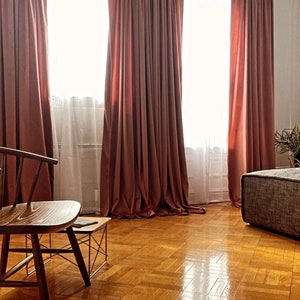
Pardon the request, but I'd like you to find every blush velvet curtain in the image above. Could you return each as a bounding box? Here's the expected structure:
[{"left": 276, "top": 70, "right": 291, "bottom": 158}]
[
  {"left": 101, "top": 0, "right": 205, "bottom": 217},
  {"left": 0, "top": 0, "right": 53, "bottom": 204},
  {"left": 228, "top": 0, "right": 275, "bottom": 207}
]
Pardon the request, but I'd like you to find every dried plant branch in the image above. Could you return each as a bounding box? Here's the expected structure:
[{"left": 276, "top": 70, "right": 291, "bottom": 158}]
[{"left": 275, "top": 125, "right": 300, "bottom": 156}]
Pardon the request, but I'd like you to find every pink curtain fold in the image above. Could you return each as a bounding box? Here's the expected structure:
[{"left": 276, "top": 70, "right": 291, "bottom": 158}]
[
  {"left": 101, "top": 0, "right": 205, "bottom": 217},
  {"left": 228, "top": 0, "right": 275, "bottom": 207},
  {"left": 0, "top": 0, "right": 53, "bottom": 204}
]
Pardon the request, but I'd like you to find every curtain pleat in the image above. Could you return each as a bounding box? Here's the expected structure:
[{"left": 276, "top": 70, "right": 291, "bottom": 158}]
[
  {"left": 0, "top": 0, "right": 53, "bottom": 204},
  {"left": 228, "top": 0, "right": 275, "bottom": 207},
  {"left": 101, "top": 0, "right": 205, "bottom": 217}
]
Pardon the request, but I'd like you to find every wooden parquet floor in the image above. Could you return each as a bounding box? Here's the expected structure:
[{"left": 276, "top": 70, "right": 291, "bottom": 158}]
[{"left": 1, "top": 202, "right": 300, "bottom": 299}]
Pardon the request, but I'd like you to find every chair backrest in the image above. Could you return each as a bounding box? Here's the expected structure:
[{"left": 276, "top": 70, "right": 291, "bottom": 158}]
[{"left": 0, "top": 147, "right": 58, "bottom": 208}]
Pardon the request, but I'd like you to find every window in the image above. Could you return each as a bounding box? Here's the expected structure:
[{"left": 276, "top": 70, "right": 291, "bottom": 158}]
[
  {"left": 47, "top": 0, "right": 108, "bottom": 100},
  {"left": 182, "top": 0, "right": 231, "bottom": 148},
  {"left": 47, "top": 0, "right": 108, "bottom": 213},
  {"left": 182, "top": 0, "right": 231, "bottom": 203}
]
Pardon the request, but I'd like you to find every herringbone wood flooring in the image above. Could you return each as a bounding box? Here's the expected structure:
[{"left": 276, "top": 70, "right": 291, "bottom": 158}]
[{"left": 1, "top": 202, "right": 300, "bottom": 299}]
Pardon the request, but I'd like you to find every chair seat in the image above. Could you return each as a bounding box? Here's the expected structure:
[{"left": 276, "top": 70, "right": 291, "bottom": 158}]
[{"left": 0, "top": 200, "right": 80, "bottom": 234}]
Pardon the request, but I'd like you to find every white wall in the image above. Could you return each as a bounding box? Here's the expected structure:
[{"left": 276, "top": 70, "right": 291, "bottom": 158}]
[{"left": 274, "top": 0, "right": 300, "bottom": 167}]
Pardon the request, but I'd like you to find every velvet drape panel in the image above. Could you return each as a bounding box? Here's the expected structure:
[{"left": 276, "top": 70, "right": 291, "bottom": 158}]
[
  {"left": 0, "top": 0, "right": 53, "bottom": 204},
  {"left": 228, "top": 0, "right": 275, "bottom": 207},
  {"left": 101, "top": 0, "right": 205, "bottom": 217}
]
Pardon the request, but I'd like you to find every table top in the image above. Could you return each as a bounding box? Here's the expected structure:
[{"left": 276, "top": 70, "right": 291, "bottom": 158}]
[{"left": 72, "top": 216, "right": 111, "bottom": 233}]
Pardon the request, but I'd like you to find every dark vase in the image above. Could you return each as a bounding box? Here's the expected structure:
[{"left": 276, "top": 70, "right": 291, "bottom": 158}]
[{"left": 294, "top": 153, "right": 300, "bottom": 167}]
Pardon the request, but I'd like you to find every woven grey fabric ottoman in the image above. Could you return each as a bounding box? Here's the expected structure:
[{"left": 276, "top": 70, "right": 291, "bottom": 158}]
[{"left": 242, "top": 168, "right": 300, "bottom": 237}]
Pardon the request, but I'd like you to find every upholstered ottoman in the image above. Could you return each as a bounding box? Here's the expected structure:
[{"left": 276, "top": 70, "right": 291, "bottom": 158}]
[{"left": 242, "top": 168, "right": 300, "bottom": 237}]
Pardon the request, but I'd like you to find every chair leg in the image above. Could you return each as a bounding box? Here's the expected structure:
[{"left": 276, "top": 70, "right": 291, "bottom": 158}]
[
  {"left": 65, "top": 227, "right": 91, "bottom": 286},
  {"left": 0, "top": 234, "right": 10, "bottom": 275},
  {"left": 31, "top": 233, "right": 49, "bottom": 300}
]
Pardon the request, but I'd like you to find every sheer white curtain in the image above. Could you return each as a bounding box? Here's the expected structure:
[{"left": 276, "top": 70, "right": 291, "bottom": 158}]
[
  {"left": 182, "top": 0, "right": 231, "bottom": 204},
  {"left": 48, "top": 0, "right": 108, "bottom": 213}
]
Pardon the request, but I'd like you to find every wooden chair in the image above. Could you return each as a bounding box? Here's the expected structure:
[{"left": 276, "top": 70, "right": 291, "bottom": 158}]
[{"left": 0, "top": 147, "right": 90, "bottom": 300}]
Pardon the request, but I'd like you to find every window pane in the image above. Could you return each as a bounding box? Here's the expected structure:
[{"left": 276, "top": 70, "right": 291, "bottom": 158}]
[
  {"left": 182, "top": 0, "right": 231, "bottom": 148},
  {"left": 47, "top": 0, "right": 108, "bottom": 100}
]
